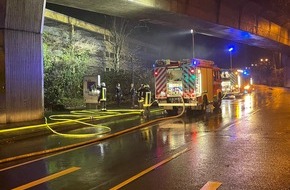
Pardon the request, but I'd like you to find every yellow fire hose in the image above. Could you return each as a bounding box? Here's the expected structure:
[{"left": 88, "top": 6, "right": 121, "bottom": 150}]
[
  {"left": 44, "top": 109, "right": 145, "bottom": 138},
  {"left": 0, "top": 97, "right": 186, "bottom": 163}
]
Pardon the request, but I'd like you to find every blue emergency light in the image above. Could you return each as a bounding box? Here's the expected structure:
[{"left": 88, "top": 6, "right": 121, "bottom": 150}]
[
  {"left": 243, "top": 70, "right": 250, "bottom": 75},
  {"left": 192, "top": 59, "right": 199, "bottom": 65}
]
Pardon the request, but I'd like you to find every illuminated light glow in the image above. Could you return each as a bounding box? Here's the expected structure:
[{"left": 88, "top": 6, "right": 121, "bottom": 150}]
[
  {"left": 160, "top": 91, "right": 166, "bottom": 97},
  {"left": 238, "top": 75, "right": 241, "bottom": 88},
  {"left": 192, "top": 59, "right": 198, "bottom": 65},
  {"left": 240, "top": 31, "right": 251, "bottom": 39},
  {"left": 154, "top": 71, "right": 158, "bottom": 76},
  {"left": 243, "top": 71, "right": 248, "bottom": 75},
  {"left": 244, "top": 94, "right": 254, "bottom": 113},
  {"left": 127, "top": 0, "right": 154, "bottom": 7},
  {"left": 237, "top": 69, "right": 243, "bottom": 73},
  {"left": 250, "top": 78, "right": 253, "bottom": 85},
  {"left": 244, "top": 85, "right": 250, "bottom": 90},
  {"left": 190, "top": 29, "right": 194, "bottom": 33},
  {"left": 228, "top": 47, "right": 233, "bottom": 52},
  {"left": 199, "top": 72, "right": 202, "bottom": 95},
  {"left": 236, "top": 102, "right": 242, "bottom": 119}
]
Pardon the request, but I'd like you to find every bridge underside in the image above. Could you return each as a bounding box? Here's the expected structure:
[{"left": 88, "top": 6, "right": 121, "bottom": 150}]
[{"left": 47, "top": 0, "right": 290, "bottom": 54}]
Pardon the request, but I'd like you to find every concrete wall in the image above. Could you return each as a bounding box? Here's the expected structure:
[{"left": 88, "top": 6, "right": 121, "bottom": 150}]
[
  {"left": 283, "top": 54, "right": 290, "bottom": 88},
  {"left": 0, "top": 0, "right": 45, "bottom": 124}
]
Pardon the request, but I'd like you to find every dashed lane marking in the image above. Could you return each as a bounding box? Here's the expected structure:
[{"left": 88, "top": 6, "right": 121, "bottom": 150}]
[
  {"left": 200, "top": 181, "right": 222, "bottom": 190},
  {"left": 110, "top": 148, "right": 189, "bottom": 190},
  {"left": 12, "top": 167, "right": 81, "bottom": 190}
]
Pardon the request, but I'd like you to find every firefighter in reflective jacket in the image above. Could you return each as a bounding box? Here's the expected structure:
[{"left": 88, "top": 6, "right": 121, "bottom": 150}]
[
  {"left": 142, "top": 84, "right": 151, "bottom": 106},
  {"left": 137, "top": 84, "right": 144, "bottom": 109},
  {"left": 138, "top": 84, "right": 151, "bottom": 109},
  {"left": 142, "top": 84, "right": 151, "bottom": 119},
  {"left": 98, "top": 82, "right": 107, "bottom": 111}
]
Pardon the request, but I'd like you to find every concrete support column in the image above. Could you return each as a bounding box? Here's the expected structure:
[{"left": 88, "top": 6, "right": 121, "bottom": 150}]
[
  {"left": 283, "top": 54, "right": 290, "bottom": 88},
  {"left": 0, "top": 0, "right": 46, "bottom": 124}
]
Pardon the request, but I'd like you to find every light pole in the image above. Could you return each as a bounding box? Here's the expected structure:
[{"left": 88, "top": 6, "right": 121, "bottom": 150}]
[
  {"left": 228, "top": 47, "right": 233, "bottom": 70},
  {"left": 190, "top": 29, "right": 195, "bottom": 58}
]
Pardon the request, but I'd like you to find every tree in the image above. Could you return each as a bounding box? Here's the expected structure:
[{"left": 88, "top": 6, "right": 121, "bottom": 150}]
[
  {"left": 106, "top": 16, "right": 148, "bottom": 72},
  {"left": 43, "top": 24, "right": 100, "bottom": 109}
]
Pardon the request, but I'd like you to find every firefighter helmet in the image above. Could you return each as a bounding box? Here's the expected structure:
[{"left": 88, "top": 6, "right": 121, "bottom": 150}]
[{"left": 144, "top": 84, "right": 150, "bottom": 88}]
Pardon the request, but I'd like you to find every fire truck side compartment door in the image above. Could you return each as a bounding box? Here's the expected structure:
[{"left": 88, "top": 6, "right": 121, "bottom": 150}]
[{"left": 198, "top": 67, "right": 213, "bottom": 102}]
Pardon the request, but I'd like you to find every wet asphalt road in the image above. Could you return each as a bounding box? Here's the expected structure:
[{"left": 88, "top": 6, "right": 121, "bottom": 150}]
[{"left": 0, "top": 85, "right": 290, "bottom": 190}]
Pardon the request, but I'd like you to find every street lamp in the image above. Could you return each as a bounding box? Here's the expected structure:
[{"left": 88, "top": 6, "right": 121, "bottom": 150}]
[
  {"left": 190, "top": 29, "right": 195, "bottom": 58},
  {"left": 228, "top": 47, "right": 233, "bottom": 70}
]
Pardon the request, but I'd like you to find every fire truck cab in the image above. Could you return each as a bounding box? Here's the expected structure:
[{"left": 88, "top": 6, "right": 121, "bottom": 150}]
[{"left": 154, "top": 58, "right": 222, "bottom": 115}]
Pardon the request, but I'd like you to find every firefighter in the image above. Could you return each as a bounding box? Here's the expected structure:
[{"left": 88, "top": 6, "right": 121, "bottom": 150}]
[
  {"left": 137, "top": 84, "right": 144, "bottom": 109},
  {"left": 98, "top": 82, "right": 107, "bottom": 111},
  {"left": 142, "top": 84, "right": 151, "bottom": 101},
  {"left": 142, "top": 84, "right": 151, "bottom": 119},
  {"left": 129, "top": 83, "right": 136, "bottom": 108},
  {"left": 115, "top": 83, "right": 122, "bottom": 106}
]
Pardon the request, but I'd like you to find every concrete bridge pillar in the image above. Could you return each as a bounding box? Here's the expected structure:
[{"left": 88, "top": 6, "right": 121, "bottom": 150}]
[
  {"left": 0, "top": 0, "right": 46, "bottom": 124},
  {"left": 283, "top": 54, "right": 290, "bottom": 88}
]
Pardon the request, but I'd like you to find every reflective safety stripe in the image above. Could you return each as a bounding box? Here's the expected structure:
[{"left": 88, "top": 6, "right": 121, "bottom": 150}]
[
  {"left": 144, "top": 92, "right": 151, "bottom": 107},
  {"left": 101, "top": 88, "right": 106, "bottom": 101},
  {"left": 155, "top": 67, "right": 167, "bottom": 98},
  {"left": 182, "top": 64, "right": 195, "bottom": 98}
]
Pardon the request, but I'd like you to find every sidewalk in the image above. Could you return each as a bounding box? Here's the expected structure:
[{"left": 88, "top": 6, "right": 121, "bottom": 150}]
[{"left": 0, "top": 106, "right": 163, "bottom": 164}]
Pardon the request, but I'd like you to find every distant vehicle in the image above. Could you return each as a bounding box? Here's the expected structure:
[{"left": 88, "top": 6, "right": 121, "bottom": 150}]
[
  {"left": 221, "top": 69, "right": 253, "bottom": 98},
  {"left": 153, "top": 58, "right": 222, "bottom": 115}
]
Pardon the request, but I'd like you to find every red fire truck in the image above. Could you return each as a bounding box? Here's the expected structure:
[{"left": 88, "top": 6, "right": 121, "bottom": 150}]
[
  {"left": 154, "top": 58, "right": 222, "bottom": 115},
  {"left": 221, "top": 68, "right": 253, "bottom": 98}
]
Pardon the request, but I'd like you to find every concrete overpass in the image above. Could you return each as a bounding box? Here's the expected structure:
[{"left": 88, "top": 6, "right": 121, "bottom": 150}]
[
  {"left": 46, "top": 0, "right": 290, "bottom": 54},
  {"left": 1, "top": 0, "right": 290, "bottom": 124}
]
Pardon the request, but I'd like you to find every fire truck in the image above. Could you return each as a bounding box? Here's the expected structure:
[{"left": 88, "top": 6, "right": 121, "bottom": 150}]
[
  {"left": 154, "top": 58, "right": 222, "bottom": 115},
  {"left": 221, "top": 68, "right": 253, "bottom": 97}
]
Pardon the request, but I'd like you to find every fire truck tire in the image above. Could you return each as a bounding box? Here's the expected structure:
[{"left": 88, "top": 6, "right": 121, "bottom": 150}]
[{"left": 166, "top": 107, "right": 178, "bottom": 116}]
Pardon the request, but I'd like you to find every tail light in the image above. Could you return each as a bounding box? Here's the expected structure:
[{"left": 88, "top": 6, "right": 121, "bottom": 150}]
[{"left": 154, "top": 71, "right": 158, "bottom": 77}]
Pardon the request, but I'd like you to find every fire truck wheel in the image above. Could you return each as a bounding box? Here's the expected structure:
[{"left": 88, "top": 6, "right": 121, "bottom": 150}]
[{"left": 166, "top": 107, "right": 178, "bottom": 116}]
